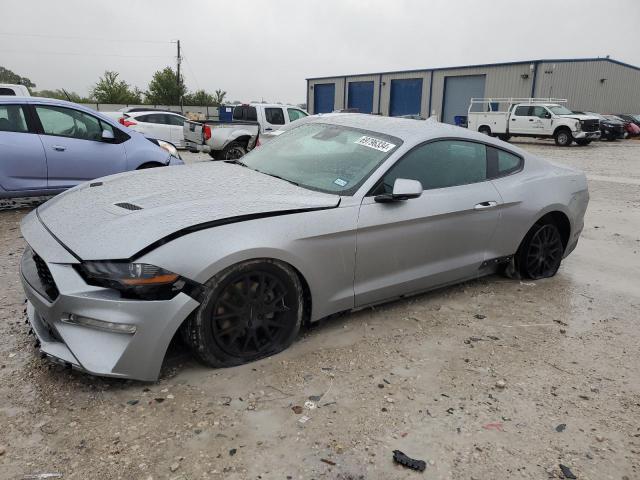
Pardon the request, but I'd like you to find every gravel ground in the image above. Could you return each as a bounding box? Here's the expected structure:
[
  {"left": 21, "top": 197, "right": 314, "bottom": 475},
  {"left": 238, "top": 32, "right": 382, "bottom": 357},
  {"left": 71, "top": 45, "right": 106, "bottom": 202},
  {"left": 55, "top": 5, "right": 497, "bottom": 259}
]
[{"left": 0, "top": 139, "right": 639, "bottom": 480}]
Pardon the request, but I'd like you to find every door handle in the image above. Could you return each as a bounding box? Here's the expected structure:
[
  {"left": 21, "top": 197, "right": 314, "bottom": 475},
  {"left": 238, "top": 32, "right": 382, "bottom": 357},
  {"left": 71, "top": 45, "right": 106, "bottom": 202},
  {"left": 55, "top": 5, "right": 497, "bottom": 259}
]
[
  {"left": 474, "top": 201, "right": 498, "bottom": 210},
  {"left": 511, "top": 118, "right": 516, "bottom": 121},
  {"left": 265, "top": 128, "right": 273, "bottom": 131},
  {"left": 52, "top": 145, "right": 66, "bottom": 151},
  {"left": 529, "top": 118, "right": 534, "bottom": 122}
]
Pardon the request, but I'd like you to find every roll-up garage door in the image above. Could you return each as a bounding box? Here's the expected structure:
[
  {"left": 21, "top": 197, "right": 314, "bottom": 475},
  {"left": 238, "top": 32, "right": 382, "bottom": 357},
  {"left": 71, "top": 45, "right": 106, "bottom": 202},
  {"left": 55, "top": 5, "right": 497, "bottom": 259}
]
[
  {"left": 347, "top": 81, "right": 374, "bottom": 114},
  {"left": 442, "top": 75, "right": 486, "bottom": 124},
  {"left": 313, "top": 83, "right": 335, "bottom": 114},
  {"left": 389, "top": 78, "right": 423, "bottom": 117}
]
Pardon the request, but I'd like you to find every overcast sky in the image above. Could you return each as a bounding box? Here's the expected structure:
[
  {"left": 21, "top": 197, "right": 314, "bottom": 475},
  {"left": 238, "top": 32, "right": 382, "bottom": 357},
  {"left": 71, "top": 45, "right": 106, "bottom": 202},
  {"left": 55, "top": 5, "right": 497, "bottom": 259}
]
[{"left": 3, "top": 0, "right": 639, "bottom": 104}]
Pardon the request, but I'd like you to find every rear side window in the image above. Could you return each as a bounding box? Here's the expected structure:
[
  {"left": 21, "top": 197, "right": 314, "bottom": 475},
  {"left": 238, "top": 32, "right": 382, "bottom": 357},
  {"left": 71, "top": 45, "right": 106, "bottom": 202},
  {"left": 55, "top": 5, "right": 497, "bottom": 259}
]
[
  {"left": 514, "top": 106, "right": 530, "bottom": 116},
  {"left": 0, "top": 88, "right": 17, "bottom": 96},
  {"left": 166, "top": 115, "right": 185, "bottom": 126},
  {"left": 487, "top": 146, "right": 523, "bottom": 178},
  {"left": 233, "top": 106, "right": 258, "bottom": 121},
  {"left": 265, "top": 108, "right": 285, "bottom": 125},
  {"left": 380, "top": 140, "right": 487, "bottom": 192},
  {"left": 137, "top": 113, "right": 167, "bottom": 124},
  {"left": 287, "top": 108, "right": 308, "bottom": 122},
  {"left": 0, "top": 104, "right": 29, "bottom": 132}
]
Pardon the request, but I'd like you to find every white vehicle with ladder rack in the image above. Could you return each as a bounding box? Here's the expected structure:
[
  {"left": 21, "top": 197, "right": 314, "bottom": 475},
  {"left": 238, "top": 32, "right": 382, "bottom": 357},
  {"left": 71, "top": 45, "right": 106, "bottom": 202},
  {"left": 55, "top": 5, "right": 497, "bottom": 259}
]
[{"left": 467, "top": 98, "right": 601, "bottom": 146}]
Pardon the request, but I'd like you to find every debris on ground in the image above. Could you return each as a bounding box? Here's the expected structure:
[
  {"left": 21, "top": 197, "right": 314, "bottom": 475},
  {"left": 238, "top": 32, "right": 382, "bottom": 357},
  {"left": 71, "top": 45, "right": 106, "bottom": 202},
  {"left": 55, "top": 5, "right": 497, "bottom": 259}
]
[
  {"left": 555, "top": 423, "right": 567, "bottom": 432},
  {"left": 482, "top": 422, "right": 504, "bottom": 432},
  {"left": 321, "top": 458, "right": 336, "bottom": 466},
  {"left": 559, "top": 464, "right": 577, "bottom": 479},
  {"left": 495, "top": 380, "right": 507, "bottom": 389},
  {"left": 291, "top": 405, "right": 303, "bottom": 414},
  {"left": 298, "top": 415, "right": 311, "bottom": 424},
  {"left": 474, "top": 314, "right": 486, "bottom": 319},
  {"left": 229, "top": 448, "right": 237, "bottom": 456},
  {"left": 392, "top": 450, "right": 426, "bottom": 471},
  {"left": 304, "top": 401, "right": 317, "bottom": 410}
]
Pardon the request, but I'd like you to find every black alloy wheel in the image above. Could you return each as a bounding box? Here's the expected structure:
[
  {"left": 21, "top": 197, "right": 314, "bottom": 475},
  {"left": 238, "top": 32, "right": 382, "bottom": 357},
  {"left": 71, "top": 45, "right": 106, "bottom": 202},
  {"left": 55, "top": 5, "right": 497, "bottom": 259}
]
[
  {"left": 520, "top": 223, "right": 564, "bottom": 279},
  {"left": 185, "top": 260, "right": 303, "bottom": 367}
]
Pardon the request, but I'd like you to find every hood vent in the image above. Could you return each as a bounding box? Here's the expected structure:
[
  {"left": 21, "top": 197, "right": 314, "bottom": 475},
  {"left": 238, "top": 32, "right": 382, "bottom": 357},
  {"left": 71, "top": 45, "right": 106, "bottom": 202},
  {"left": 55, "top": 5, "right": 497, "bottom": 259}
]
[{"left": 114, "top": 202, "right": 143, "bottom": 211}]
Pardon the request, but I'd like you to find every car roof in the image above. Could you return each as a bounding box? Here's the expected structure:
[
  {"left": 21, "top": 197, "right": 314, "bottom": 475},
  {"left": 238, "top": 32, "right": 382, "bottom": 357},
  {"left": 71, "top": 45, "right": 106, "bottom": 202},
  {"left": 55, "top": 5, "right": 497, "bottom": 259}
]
[{"left": 0, "top": 96, "right": 127, "bottom": 125}]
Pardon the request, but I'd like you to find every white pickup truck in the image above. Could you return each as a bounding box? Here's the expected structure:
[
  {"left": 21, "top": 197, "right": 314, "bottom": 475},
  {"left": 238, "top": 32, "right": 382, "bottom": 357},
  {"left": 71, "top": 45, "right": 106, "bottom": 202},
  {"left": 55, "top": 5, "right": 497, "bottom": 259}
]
[
  {"left": 467, "top": 98, "right": 601, "bottom": 146},
  {"left": 0, "top": 84, "right": 31, "bottom": 96},
  {"left": 183, "top": 103, "right": 308, "bottom": 159}
]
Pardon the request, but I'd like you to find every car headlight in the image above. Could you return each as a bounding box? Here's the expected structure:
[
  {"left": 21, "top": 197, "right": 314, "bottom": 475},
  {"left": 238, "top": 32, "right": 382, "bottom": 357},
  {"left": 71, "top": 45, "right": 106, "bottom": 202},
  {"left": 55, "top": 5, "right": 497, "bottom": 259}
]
[
  {"left": 76, "top": 261, "right": 183, "bottom": 299},
  {"left": 157, "top": 140, "right": 180, "bottom": 159},
  {"left": 575, "top": 121, "right": 582, "bottom": 131}
]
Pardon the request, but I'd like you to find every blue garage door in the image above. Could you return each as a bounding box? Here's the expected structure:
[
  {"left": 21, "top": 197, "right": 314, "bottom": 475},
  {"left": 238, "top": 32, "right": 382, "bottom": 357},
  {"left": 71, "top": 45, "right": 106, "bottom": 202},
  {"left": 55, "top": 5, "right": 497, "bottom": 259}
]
[
  {"left": 442, "top": 75, "right": 486, "bottom": 124},
  {"left": 389, "top": 78, "right": 423, "bottom": 117},
  {"left": 347, "top": 81, "right": 374, "bottom": 114},
  {"left": 313, "top": 83, "right": 335, "bottom": 114}
]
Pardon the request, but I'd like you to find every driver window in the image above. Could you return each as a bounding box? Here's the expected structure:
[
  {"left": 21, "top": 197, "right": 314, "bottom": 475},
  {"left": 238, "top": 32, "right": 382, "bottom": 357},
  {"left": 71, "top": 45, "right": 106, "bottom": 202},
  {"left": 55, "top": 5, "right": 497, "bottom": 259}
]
[
  {"left": 378, "top": 140, "right": 487, "bottom": 193},
  {"left": 35, "top": 106, "right": 104, "bottom": 141}
]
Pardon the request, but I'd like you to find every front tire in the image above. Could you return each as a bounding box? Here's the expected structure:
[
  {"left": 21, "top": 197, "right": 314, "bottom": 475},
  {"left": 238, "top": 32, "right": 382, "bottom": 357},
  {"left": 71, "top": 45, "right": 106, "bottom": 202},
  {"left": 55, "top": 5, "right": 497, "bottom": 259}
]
[
  {"left": 554, "top": 129, "right": 573, "bottom": 146},
  {"left": 517, "top": 222, "right": 564, "bottom": 279},
  {"left": 184, "top": 260, "right": 303, "bottom": 368}
]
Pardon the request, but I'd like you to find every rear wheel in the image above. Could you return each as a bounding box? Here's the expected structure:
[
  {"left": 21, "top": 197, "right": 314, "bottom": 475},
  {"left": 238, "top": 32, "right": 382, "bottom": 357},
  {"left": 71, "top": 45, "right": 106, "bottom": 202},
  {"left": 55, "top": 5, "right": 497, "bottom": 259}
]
[
  {"left": 517, "top": 222, "right": 564, "bottom": 279},
  {"left": 220, "top": 141, "right": 247, "bottom": 160},
  {"left": 554, "top": 129, "right": 573, "bottom": 146},
  {"left": 575, "top": 139, "right": 591, "bottom": 146},
  {"left": 478, "top": 126, "right": 492, "bottom": 136},
  {"left": 184, "top": 260, "right": 303, "bottom": 368}
]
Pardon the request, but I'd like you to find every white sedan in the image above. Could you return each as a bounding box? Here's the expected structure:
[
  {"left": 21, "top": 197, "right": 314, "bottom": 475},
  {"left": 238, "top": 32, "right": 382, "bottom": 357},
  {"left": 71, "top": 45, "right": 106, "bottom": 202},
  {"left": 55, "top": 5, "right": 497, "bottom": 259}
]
[{"left": 118, "top": 111, "right": 187, "bottom": 148}]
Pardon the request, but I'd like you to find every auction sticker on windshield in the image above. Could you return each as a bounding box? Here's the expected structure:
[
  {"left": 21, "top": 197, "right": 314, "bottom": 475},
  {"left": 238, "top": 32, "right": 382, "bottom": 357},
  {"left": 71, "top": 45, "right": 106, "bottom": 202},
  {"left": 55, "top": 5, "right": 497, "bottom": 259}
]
[{"left": 355, "top": 136, "right": 396, "bottom": 152}]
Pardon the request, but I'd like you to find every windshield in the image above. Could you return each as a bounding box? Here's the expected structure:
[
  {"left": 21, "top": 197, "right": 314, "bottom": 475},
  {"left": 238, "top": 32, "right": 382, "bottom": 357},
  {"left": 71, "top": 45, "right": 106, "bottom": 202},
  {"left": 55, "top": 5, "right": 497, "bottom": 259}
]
[
  {"left": 548, "top": 105, "right": 574, "bottom": 115},
  {"left": 241, "top": 123, "right": 401, "bottom": 194}
]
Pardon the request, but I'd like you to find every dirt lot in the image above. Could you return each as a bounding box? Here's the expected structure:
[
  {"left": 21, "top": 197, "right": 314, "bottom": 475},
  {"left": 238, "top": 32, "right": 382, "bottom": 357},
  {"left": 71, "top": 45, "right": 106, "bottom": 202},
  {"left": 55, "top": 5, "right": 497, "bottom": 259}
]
[{"left": 1, "top": 140, "right": 639, "bottom": 480}]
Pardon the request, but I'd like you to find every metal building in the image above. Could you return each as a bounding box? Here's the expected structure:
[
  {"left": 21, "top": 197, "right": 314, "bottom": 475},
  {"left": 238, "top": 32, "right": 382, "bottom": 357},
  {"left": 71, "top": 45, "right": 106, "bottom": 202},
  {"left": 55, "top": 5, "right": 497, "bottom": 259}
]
[{"left": 306, "top": 58, "right": 640, "bottom": 123}]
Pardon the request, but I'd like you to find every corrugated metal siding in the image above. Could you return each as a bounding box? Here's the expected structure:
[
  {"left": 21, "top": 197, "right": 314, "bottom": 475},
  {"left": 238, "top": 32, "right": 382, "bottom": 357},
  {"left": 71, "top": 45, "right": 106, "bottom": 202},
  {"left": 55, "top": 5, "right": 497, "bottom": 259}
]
[
  {"left": 307, "top": 77, "right": 345, "bottom": 114},
  {"left": 534, "top": 61, "right": 640, "bottom": 113},
  {"left": 344, "top": 75, "right": 380, "bottom": 113},
  {"left": 307, "top": 59, "right": 640, "bottom": 117},
  {"left": 430, "top": 63, "right": 532, "bottom": 119},
  {"left": 379, "top": 71, "right": 431, "bottom": 116}
]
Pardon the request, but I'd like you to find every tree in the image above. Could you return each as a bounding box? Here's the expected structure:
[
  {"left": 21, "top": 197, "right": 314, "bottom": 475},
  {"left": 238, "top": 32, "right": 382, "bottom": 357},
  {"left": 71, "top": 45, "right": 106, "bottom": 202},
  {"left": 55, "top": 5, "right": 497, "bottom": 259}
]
[
  {"left": 0, "top": 66, "right": 35, "bottom": 89},
  {"left": 33, "top": 89, "right": 92, "bottom": 103},
  {"left": 183, "top": 89, "right": 214, "bottom": 106},
  {"left": 146, "top": 67, "right": 186, "bottom": 105},
  {"left": 211, "top": 89, "right": 227, "bottom": 106},
  {"left": 90, "top": 71, "right": 141, "bottom": 104}
]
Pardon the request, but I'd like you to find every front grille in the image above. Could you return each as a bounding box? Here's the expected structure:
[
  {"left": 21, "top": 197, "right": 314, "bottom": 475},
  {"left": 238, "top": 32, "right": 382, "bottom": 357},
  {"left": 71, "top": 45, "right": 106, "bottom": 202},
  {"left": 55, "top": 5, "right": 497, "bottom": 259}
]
[
  {"left": 581, "top": 119, "right": 600, "bottom": 132},
  {"left": 32, "top": 252, "right": 59, "bottom": 301}
]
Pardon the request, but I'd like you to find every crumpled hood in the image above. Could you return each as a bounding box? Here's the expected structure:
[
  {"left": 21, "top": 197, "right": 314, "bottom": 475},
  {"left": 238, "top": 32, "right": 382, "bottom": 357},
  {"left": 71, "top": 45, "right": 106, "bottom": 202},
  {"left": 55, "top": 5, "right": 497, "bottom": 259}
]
[
  {"left": 37, "top": 163, "right": 340, "bottom": 260},
  {"left": 557, "top": 114, "right": 599, "bottom": 122}
]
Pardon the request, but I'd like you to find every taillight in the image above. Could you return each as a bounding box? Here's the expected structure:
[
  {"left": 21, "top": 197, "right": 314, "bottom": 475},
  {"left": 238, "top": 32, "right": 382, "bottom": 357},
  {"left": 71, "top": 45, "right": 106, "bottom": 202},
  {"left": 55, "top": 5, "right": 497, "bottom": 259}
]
[
  {"left": 119, "top": 117, "right": 137, "bottom": 127},
  {"left": 203, "top": 125, "right": 212, "bottom": 141}
]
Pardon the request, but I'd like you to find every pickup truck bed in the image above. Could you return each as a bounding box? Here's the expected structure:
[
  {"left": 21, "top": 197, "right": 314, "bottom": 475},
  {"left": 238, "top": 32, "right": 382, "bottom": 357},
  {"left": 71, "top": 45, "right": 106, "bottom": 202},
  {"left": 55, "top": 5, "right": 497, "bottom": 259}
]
[{"left": 184, "top": 119, "right": 259, "bottom": 160}]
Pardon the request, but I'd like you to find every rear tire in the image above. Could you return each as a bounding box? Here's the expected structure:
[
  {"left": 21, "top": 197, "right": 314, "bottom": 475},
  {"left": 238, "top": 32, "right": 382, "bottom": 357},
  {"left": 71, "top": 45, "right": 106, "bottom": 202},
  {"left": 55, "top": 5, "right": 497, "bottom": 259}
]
[
  {"left": 220, "top": 141, "right": 247, "bottom": 160},
  {"left": 554, "top": 129, "right": 573, "bottom": 146},
  {"left": 184, "top": 260, "right": 303, "bottom": 368},
  {"left": 516, "top": 222, "right": 564, "bottom": 279},
  {"left": 478, "top": 126, "right": 492, "bottom": 136}
]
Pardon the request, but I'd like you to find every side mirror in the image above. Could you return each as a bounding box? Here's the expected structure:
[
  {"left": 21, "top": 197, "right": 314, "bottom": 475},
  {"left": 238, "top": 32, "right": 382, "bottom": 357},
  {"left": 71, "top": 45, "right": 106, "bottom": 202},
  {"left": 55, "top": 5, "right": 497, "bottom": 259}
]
[
  {"left": 544, "top": 113, "right": 552, "bottom": 119},
  {"left": 374, "top": 178, "right": 423, "bottom": 203},
  {"left": 101, "top": 129, "right": 115, "bottom": 141}
]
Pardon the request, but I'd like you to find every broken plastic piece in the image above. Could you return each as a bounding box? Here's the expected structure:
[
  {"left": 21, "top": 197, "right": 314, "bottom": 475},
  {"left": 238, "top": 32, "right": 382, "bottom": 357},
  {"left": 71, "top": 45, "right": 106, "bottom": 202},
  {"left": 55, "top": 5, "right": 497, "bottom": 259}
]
[
  {"left": 559, "top": 464, "right": 577, "bottom": 479},
  {"left": 392, "top": 450, "right": 426, "bottom": 471}
]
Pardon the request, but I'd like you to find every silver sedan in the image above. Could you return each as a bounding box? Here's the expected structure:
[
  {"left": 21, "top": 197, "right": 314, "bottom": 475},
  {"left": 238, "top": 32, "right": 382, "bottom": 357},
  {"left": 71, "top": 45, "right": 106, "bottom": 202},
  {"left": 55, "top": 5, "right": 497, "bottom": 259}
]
[{"left": 20, "top": 114, "right": 589, "bottom": 381}]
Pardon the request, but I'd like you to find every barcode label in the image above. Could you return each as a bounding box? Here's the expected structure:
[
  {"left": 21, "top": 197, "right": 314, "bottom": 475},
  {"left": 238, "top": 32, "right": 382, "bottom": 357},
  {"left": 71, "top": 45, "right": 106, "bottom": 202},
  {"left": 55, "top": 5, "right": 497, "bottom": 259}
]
[{"left": 355, "top": 136, "right": 396, "bottom": 152}]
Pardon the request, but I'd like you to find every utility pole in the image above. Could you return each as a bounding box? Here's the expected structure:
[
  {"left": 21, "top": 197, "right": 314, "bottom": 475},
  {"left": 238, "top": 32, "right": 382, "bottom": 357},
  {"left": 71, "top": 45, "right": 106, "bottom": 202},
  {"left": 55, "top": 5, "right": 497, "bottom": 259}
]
[{"left": 176, "top": 39, "right": 182, "bottom": 110}]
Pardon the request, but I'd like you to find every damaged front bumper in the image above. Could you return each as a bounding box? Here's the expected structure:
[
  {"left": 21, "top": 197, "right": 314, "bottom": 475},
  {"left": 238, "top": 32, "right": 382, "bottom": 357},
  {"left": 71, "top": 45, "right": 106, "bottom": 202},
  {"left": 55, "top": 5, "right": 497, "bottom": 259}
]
[{"left": 19, "top": 212, "right": 200, "bottom": 381}]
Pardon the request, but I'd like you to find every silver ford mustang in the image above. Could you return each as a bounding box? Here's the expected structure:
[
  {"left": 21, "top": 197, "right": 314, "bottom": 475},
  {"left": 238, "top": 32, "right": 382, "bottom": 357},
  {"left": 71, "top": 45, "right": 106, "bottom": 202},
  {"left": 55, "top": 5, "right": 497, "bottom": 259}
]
[{"left": 20, "top": 114, "right": 589, "bottom": 381}]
